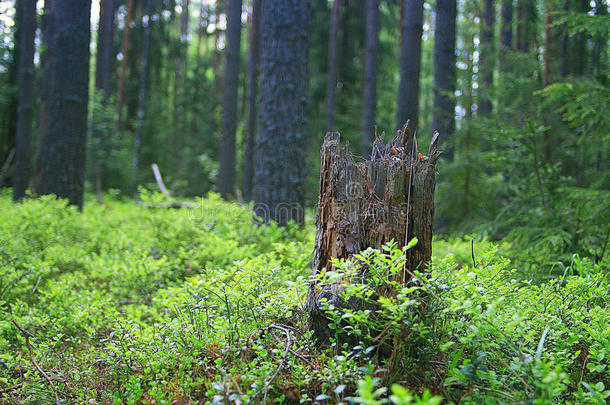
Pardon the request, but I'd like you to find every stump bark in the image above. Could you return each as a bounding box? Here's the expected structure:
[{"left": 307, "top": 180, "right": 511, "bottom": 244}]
[{"left": 306, "top": 123, "right": 440, "bottom": 344}]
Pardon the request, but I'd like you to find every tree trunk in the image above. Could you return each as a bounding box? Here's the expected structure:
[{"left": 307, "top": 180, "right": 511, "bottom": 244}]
[
  {"left": 213, "top": 0, "right": 224, "bottom": 99},
  {"left": 93, "top": 0, "right": 117, "bottom": 204},
  {"left": 591, "top": 0, "right": 607, "bottom": 76},
  {"left": 501, "top": 0, "right": 512, "bottom": 50},
  {"left": 13, "top": 0, "right": 36, "bottom": 201},
  {"left": 117, "top": 0, "right": 134, "bottom": 129},
  {"left": 432, "top": 0, "right": 457, "bottom": 160},
  {"left": 253, "top": 0, "right": 310, "bottom": 226},
  {"left": 132, "top": 0, "right": 153, "bottom": 197},
  {"left": 218, "top": 0, "right": 243, "bottom": 200},
  {"left": 34, "top": 0, "right": 53, "bottom": 191},
  {"left": 242, "top": 0, "right": 261, "bottom": 202},
  {"left": 306, "top": 128, "right": 440, "bottom": 344},
  {"left": 361, "top": 0, "right": 380, "bottom": 156},
  {"left": 325, "top": 0, "right": 342, "bottom": 133},
  {"left": 479, "top": 0, "right": 495, "bottom": 115},
  {"left": 38, "top": 0, "right": 92, "bottom": 210},
  {"left": 172, "top": 0, "right": 189, "bottom": 169},
  {"left": 395, "top": 0, "right": 423, "bottom": 136}
]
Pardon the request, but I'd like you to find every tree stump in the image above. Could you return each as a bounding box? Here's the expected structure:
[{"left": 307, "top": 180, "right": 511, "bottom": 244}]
[{"left": 306, "top": 123, "right": 440, "bottom": 344}]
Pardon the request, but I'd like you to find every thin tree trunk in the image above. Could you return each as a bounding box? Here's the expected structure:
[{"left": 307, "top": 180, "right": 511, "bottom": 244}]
[
  {"left": 253, "top": 0, "right": 310, "bottom": 226},
  {"left": 218, "top": 0, "right": 243, "bottom": 199},
  {"left": 464, "top": 24, "right": 474, "bottom": 216},
  {"left": 432, "top": 0, "right": 457, "bottom": 160},
  {"left": 479, "top": 0, "right": 494, "bottom": 115},
  {"left": 38, "top": 0, "right": 92, "bottom": 210},
  {"left": 13, "top": 0, "right": 36, "bottom": 201},
  {"left": 591, "top": 0, "right": 608, "bottom": 76},
  {"left": 499, "top": 0, "right": 512, "bottom": 71},
  {"left": 172, "top": 0, "right": 189, "bottom": 167},
  {"left": 133, "top": 0, "right": 153, "bottom": 197},
  {"left": 212, "top": 0, "right": 224, "bottom": 98},
  {"left": 559, "top": 1, "right": 569, "bottom": 76},
  {"left": 242, "top": 0, "right": 261, "bottom": 202},
  {"left": 361, "top": 0, "right": 380, "bottom": 156},
  {"left": 325, "top": 0, "right": 342, "bottom": 133},
  {"left": 93, "top": 0, "right": 117, "bottom": 204},
  {"left": 395, "top": 0, "right": 424, "bottom": 135},
  {"left": 117, "top": 0, "right": 134, "bottom": 129},
  {"left": 34, "top": 0, "right": 53, "bottom": 190}
]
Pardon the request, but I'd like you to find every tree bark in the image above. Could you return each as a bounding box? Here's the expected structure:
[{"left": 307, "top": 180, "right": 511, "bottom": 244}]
[
  {"left": 38, "top": 0, "right": 92, "bottom": 210},
  {"left": 253, "top": 0, "right": 310, "bottom": 226},
  {"left": 218, "top": 0, "right": 243, "bottom": 199},
  {"left": 432, "top": 0, "right": 457, "bottom": 160},
  {"left": 13, "top": 0, "right": 36, "bottom": 201},
  {"left": 395, "top": 0, "right": 423, "bottom": 135},
  {"left": 132, "top": 0, "right": 153, "bottom": 197},
  {"left": 117, "top": 0, "right": 134, "bottom": 129},
  {"left": 306, "top": 129, "right": 440, "bottom": 344},
  {"left": 479, "top": 0, "right": 495, "bottom": 115},
  {"left": 501, "top": 0, "right": 512, "bottom": 50},
  {"left": 325, "top": 0, "right": 342, "bottom": 133},
  {"left": 93, "top": 0, "right": 117, "bottom": 204},
  {"left": 361, "top": 0, "right": 380, "bottom": 156},
  {"left": 243, "top": 0, "right": 261, "bottom": 202}
]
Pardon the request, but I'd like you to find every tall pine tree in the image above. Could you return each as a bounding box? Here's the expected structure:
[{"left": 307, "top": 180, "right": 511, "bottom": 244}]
[
  {"left": 253, "top": 0, "right": 310, "bottom": 225},
  {"left": 432, "top": 0, "right": 457, "bottom": 160},
  {"left": 38, "top": 0, "right": 92, "bottom": 209}
]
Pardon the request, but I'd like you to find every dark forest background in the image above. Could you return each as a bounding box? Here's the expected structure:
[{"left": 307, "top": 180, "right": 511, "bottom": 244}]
[{"left": 0, "top": 0, "right": 608, "bottom": 270}]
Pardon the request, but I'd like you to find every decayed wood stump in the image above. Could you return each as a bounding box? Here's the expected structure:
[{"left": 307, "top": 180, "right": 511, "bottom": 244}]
[{"left": 306, "top": 123, "right": 440, "bottom": 344}]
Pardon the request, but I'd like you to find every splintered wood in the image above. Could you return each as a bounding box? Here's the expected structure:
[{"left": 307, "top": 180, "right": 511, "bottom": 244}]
[{"left": 306, "top": 123, "right": 440, "bottom": 343}]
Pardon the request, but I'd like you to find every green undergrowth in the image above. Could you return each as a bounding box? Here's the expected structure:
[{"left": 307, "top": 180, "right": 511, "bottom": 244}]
[{"left": 0, "top": 190, "right": 608, "bottom": 404}]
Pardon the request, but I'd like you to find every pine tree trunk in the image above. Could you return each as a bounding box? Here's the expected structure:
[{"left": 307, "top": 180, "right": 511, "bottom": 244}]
[
  {"left": 38, "top": 0, "right": 91, "bottom": 210},
  {"left": 395, "top": 0, "right": 423, "bottom": 135},
  {"left": 13, "top": 0, "right": 36, "bottom": 201},
  {"left": 479, "top": 0, "right": 495, "bottom": 115},
  {"left": 117, "top": 0, "right": 134, "bottom": 129},
  {"left": 34, "top": 0, "right": 53, "bottom": 190},
  {"left": 218, "top": 0, "right": 243, "bottom": 199},
  {"left": 132, "top": 0, "right": 153, "bottom": 197},
  {"left": 243, "top": 0, "right": 261, "bottom": 202},
  {"left": 93, "top": 0, "right": 117, "bottom": 204},
  {"left": 306, "top": 128, "right": 440, "bottom": 344},
  {"left": 432, "top": 0, "right": 457, "bottom": 160},
  {"left": 253, "top": 0, "right": 310, "bottom": 226},
  {"left": 501, "top": 0, "right": 512, "bottom": 50},
  {"left": 361, "top": 0, "right": 380, "bottom": 156},
  {"left": 325, "top": 0, "right": 342, "bottom": 133}
]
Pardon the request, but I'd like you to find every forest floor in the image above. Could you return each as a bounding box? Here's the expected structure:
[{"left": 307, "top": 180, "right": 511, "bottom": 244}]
[{"left": 0, "top": 191, "right": 608, "bottom": 404}]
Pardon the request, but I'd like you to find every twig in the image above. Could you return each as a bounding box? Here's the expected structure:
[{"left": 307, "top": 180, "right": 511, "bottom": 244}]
[
  {"left": 267, "top": 328, "right": 313, "bottom": 367},
  {"left": 0, "top": 269, "right": 32, "bottom": 299},
  {"left": 0, "top": 382, "right": 24, "bottom": 394},
  {"left": 471, "top": 239, "right": 477, "bottom": 268},
  {"left": 252, "top": 324, "right": 292, "bottom": 404},
  {"left": 11, "top": 319, "right": 60, "bottom": 405}
]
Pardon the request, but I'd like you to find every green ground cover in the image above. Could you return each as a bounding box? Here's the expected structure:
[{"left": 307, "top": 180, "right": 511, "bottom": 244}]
[{"left": 0, "top": 191, "right": 608, "bottom": 404}]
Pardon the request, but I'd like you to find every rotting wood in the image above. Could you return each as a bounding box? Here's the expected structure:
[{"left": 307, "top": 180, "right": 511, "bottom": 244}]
[{"left": 305, "top": 122, "right": 440, "bottom": 345}]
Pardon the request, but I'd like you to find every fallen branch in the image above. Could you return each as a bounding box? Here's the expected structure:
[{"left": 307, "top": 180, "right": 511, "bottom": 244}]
[
  {"left": 151, "top": 163, "right": 171, "bottom": 200},
  {"left": 136, "top": 201, "right": 196, "bottom": 209},
  {"left": 11, "top": 319, "right": 60, "bottom": 405},
  {"left": 252, "top": 324, "right": 293, "bottom": 404}
]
